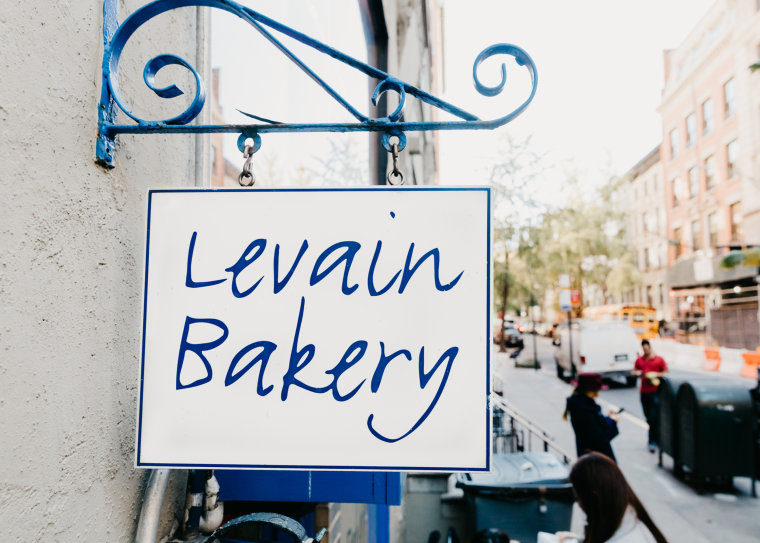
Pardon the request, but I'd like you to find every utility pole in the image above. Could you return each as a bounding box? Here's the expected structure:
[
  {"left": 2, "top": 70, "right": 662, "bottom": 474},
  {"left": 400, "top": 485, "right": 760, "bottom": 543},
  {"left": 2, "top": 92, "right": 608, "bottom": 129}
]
[
  {"left": 567, "top": 309, "right": 574, "bottom": 374},
  {"left": 530, "top": 294, "right": 539, "bottom": 370}
]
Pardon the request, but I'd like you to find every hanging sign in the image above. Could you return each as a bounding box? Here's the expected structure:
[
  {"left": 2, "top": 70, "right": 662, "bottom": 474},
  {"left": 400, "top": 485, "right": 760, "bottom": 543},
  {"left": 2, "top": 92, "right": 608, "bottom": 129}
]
[{"left": 137, "top": 187, "right": 491, "bottom": 471}]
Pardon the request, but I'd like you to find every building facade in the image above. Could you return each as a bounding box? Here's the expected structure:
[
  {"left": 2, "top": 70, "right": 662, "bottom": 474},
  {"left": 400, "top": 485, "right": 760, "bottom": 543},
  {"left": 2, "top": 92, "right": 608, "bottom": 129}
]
[
  {"left": 622, "top": 145, "right": 671, "bottom": 320},
  {"left": 1, "top": 2, "right": 207, "bottom": 541},
  {"left": 657, "top": 0, "right": 759, "bottom": 348},
  {"left": 1, "top": 1, "right": 443, "bottom": 542}
]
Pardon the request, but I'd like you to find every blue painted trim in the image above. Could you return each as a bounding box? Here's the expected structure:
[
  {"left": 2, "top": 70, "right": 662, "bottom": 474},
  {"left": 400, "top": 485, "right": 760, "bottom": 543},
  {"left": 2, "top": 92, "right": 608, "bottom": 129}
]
[
  {"left": 486, "top": 187, "right": 491, "bottom": 471},
  {"left": 97, "top": 0, "right": 537, "bottom": 166},
  {"left": 136, "top": 190, "right": 153, "bottom": 465},
  {"left": 146, "top": 187, "right": 490, "bottom": 193},
  {"left": 96, "top": 0, "right": 119, "bottom": 168},
  {"left": 368, "top": 504, "right": 390, "bottom": 543},
  {"left": 137, "top": 187, "right": 491, "bottom": 472},
  {"left": 136, "top": 462, "right": 490, "bottom": 471}
]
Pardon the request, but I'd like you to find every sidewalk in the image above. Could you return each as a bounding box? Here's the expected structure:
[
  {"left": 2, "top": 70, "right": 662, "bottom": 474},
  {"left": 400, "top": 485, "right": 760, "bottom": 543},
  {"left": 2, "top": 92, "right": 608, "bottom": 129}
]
[{"left": 497, "top": 338, "right": 760, "bottom": 543}]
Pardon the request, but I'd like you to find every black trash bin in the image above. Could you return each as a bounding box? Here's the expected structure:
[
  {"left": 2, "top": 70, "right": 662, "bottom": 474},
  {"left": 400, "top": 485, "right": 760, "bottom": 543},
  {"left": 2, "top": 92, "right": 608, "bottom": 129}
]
[
  {"left": 677, "top": 379, "right": 757, "bottom": 492},
  {"left": 658, "top": 375, "right": 711, "bottom": 472},
  {"left": 456, "top": 452, "right": 573, "bottom": 542}
]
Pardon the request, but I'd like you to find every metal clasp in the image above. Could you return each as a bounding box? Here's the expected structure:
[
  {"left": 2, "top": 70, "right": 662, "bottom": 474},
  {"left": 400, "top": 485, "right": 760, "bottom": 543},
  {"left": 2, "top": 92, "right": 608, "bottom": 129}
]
[{"left": 386, "top": 141, "right": 404, "bottom": 185}]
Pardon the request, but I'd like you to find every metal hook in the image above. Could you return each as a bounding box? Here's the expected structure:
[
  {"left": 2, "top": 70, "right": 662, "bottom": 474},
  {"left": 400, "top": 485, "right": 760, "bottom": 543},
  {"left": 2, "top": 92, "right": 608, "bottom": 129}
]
[
  {"left": 386, "top": 141, "right": 405, "bottom": 185},
  {"left": 238, "top": 143, "right": 256, "bottom": 186}
]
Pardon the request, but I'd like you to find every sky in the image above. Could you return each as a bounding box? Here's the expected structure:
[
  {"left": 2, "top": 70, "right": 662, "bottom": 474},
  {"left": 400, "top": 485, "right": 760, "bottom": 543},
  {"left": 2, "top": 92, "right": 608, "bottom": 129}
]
[
  {"left": 437, "top": 0, "right": 715, "bottom": 199},
  {"left": 211, "top": 0, "right": 716, "bottom": 198}
]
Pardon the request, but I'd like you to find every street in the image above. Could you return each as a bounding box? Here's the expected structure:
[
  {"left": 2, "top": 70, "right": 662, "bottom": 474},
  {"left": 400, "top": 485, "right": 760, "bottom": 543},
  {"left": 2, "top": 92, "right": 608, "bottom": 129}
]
[{"left": 496, "top": 335, "right": 760, "bottom": 543}]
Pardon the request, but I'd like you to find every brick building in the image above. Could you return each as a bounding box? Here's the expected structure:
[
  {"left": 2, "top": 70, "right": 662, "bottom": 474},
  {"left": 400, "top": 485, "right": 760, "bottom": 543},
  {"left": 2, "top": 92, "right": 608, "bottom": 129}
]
[{"left": 655, "top": 0, "right": 759, "bottom": 347}]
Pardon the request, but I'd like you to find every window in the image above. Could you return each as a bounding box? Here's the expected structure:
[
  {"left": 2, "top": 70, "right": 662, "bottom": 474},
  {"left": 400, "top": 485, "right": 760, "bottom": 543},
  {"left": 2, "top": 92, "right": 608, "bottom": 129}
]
[
  {"left": 704, "top": 155, "right": 716, "bottom": 189},
  {"left": 726, "top": 139, "right": 739, "bottom": 178},
  {"left": 674, "top": 227, "right": 683, "bottom": 256},
  {"left": 730, "top": 202, "right": 743, "bottom": 241},
  {"left": 688, "top": 166, "right": 699, "bottom": 198},
  {"left": 645, "top": 211, "right": 655, "bottom": 233},
  {"left": 686, "top": 113, "right": 697, "bottom": 147},
  {"left": 691, "top": 219, "right": 702, "bottom": 251},
  {"left": 671, "top": 177, "right": 681, "bottom": 207},
  {"left": 708, "top": 212, "right": 718, "bottom": 247},
  {"left": 669, "top": 128, "right": 679, "bottom": 159},
  {"left": 702, "top": 98, "right": 713, "bottom": 134},
  {"left": 724, "top": 78, "right": 736, "bottom": 118}
]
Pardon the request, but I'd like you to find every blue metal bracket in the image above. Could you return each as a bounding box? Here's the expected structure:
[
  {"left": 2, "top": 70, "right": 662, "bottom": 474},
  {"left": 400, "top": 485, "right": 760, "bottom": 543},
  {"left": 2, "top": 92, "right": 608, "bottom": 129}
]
[{"left": 96, "top": 0, "right": 537, "bottom": 168}]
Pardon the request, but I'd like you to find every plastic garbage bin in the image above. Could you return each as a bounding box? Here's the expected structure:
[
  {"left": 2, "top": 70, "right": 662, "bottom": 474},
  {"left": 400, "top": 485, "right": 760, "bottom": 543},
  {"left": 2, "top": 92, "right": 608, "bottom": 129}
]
[
  {"left": 456, "top": 452, "right": 573, "bottom": 542},
  {"left": 658, "top": 375, "right": 711, "bottom": 472},
  {"left": 677, "top": 379, "right": 757, "bottom": 492}
]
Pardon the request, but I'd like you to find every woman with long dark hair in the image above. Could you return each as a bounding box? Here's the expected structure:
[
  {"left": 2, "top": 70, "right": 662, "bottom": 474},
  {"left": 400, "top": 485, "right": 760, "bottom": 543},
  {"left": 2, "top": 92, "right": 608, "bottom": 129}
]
[{"left": 570, "top": 452, "right": 668, "bottom": 543}]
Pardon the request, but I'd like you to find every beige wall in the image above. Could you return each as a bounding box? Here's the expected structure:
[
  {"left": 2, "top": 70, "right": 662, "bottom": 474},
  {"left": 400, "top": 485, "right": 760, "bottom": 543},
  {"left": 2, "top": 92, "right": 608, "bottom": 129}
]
[{"left": 0, "top": 2, "right": 205, "bottom": 540}]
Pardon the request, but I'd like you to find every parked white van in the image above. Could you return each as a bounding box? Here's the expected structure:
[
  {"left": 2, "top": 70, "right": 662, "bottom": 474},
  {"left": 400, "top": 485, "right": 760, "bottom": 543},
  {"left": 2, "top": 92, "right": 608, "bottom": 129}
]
[{"left": 553, "top": 319, "right": 639, "bottom": 386}]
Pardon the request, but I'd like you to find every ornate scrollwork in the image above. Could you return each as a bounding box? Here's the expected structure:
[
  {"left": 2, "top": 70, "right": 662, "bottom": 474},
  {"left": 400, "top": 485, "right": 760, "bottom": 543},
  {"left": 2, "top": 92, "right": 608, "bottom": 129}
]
[{"left": 97, "top": 0, "right": 537, "bottom": 167}]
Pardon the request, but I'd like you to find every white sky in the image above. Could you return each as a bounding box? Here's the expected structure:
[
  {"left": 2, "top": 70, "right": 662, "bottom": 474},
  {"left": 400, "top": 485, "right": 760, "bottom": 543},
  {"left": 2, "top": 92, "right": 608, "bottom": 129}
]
[
  {"left": 211, "top": 0, "right": 716, "bottom": 197},
  {"left": 438, "top": 0, "right": 715, "bottom": 200}
]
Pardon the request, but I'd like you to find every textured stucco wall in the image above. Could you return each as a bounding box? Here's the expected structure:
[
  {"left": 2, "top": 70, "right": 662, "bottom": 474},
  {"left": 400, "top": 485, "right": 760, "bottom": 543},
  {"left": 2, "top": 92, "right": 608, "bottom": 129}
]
[{"left": 0, "top": 1, "right": 203, "bottom": 540}]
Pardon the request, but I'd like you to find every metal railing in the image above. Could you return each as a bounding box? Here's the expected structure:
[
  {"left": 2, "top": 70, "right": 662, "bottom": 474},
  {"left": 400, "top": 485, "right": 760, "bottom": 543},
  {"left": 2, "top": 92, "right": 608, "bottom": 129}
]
[{"left": 492, "top": 395, "right": 575, "bottom": 464}]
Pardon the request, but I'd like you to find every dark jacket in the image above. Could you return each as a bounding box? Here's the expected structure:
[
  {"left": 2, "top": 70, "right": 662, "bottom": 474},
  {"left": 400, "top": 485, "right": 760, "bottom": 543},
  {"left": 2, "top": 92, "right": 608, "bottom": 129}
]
[{"left": 565, "top": 393, "right": 619, "bottom": 462}]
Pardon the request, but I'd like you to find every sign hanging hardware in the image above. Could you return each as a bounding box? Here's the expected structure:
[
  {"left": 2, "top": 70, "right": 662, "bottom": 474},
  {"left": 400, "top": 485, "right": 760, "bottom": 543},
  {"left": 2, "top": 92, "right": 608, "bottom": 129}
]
[
  {"left": 236, "top": 132, "right": 261, "bottom": 186},
  {"left": 95, "top": 0, "right": 538, "bottom": 169},
  {"left": 386, "top": 141, "right": 404, "bottom": 186},
  {"left": 238, "top": 145, "right": 255, "bottom": 187}
]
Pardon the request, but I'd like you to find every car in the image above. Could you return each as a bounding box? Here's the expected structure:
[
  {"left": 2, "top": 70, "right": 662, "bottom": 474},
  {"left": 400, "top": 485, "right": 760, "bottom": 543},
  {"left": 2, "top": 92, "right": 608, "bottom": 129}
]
[
  {"left": 503, "top": 326, "right": 525, "bottom": 349},
  {"left": 492, "top": 319, "right": 524, "bottom": 348},
  {"left": 553, "top": 319, "right": 638, "bottom": 386}
]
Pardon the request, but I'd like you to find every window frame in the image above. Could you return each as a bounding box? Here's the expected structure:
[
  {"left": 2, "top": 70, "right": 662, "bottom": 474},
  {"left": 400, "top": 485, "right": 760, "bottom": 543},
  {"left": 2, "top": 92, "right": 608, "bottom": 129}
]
[
  {"left": 688, "top": 166, "right": 700, "bottom": 199},
  {"left": 707, "top": 212, "right": 718, "bottom": 247},
  {"left": 686, "top": 112, "right": 697, "bottom": 147},
  {"left": 723, "top": 78, "right": 736, "bottom": 119},
  {"left": 726, "top": 139, "right": 739, "bottom": 179},
  {"left": 704, "top": 155, "right": 716, "bottom": 190},
  {"left": 691, "top": 218, "right": 702, "bottom": 251},
  {"left": 702, "top": 98, "right": 713, "bottom": 134},
  {"left": 669, "top": 128, "right": 679, "bottom": 159}
]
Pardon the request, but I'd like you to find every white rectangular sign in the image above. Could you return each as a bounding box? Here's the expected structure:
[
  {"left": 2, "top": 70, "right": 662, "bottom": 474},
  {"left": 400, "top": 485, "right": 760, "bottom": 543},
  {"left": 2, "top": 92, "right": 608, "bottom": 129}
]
[{"left": 137, "top": 187, "right": 491, "bottom": 471}]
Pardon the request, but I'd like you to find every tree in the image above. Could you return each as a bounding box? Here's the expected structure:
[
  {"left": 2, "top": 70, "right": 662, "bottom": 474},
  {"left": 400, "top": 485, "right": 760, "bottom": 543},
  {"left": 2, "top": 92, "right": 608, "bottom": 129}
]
[
  {"left": 306, "top": 135, "right": 369, "bottom": 186},
  {"left": 488, "top": 135, "right": 547, "bottom": 349},
  {"left": 512, "top": 174, "right": 639, "bottom": 315}
]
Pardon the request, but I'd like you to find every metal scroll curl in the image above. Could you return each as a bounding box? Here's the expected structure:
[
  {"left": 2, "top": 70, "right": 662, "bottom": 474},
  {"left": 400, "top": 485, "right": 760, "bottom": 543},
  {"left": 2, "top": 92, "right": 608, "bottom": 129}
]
[{"left": 96, "top": 0, "right": 538, "bottom": 167}]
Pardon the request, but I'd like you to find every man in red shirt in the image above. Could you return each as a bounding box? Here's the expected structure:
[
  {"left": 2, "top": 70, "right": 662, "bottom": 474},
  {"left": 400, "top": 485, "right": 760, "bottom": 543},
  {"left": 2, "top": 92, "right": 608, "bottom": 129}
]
[{"left": 632, "top": 339, "right": 668, "bottom": 453}]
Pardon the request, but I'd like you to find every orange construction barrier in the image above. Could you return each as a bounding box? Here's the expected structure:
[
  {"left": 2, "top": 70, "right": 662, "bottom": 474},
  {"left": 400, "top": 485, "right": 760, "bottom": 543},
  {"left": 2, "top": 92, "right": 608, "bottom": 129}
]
[
  {"left": 702, "top": 348, "right": 721, "bottom": 371},
  {"left": 740, "top": 352, "right": 760, "bottom": 379}
]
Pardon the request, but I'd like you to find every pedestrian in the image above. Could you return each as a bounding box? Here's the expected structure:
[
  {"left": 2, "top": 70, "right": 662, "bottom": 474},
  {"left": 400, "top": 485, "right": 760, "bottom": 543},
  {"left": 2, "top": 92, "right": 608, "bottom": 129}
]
[
  {"left": 567, "top": 452, "right": 668, "bottom": 542},
  {"left": 563, "top": 373, "right": 620, "bottom": 462},
  {"left": 631, "top": 339, "right": 667, "bottom": 453}
]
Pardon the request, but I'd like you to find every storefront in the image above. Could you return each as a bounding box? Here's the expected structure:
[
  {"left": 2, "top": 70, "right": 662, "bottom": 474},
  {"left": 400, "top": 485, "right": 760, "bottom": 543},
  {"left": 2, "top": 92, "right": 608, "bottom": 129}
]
[{"left": 667, "top": 255, "right": 759, "bottom": 349}]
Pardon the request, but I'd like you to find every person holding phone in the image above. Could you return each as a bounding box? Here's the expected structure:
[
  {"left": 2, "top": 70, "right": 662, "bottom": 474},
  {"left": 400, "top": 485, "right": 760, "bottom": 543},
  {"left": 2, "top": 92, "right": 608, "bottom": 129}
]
[
  {"left": 563, "top": 373, "right": 621, "bottom": 462},
  {"left": 631, "top": 340, "right": 667, "bottom": 453}
]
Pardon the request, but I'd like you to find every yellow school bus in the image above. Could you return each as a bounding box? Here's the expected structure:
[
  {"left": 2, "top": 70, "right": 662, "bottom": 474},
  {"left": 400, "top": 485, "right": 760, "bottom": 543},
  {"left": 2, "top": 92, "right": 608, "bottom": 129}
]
[{"left": 582, "top": 304, "right": 658, "bottom": 340}]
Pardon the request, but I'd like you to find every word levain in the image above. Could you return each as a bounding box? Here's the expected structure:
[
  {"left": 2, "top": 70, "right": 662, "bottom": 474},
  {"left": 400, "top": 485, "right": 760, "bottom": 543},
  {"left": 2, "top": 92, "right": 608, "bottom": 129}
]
[{"left": 177, "top": 232, "right": 465, "bottom": 443}]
